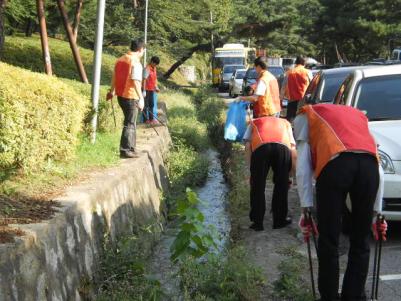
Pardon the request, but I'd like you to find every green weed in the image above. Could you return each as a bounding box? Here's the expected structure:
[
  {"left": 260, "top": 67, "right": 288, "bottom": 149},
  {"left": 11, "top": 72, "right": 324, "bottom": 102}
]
[
  {"left": 170, "top": 189, "right": 219, "bottom": 262},
  {"left": 95, "top": 225, "right": 167, "bottom": 301},
  {"left": 273, "top": 246, "right": 314, "bottom": 301},
  {"left": 179, "top": 246, "right": 265, "bottom": 301}
]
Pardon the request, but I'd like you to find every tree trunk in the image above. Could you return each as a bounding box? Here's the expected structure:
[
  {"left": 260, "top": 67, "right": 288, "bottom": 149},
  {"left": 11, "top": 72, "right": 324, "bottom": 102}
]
[
  {"left": 25, "top": 19, "right": 34, "bottom": 37},
  {"left": 132, "top": 0, "right": 138, "bottom": 9},
  {"left": 163, "top": 42, "right": 215, "bottom": 79},
  {"left": 57, "top": 0, "right": 88, "bottom": 83},
  {"left": 0, "top": 0, "right": 6, "bottom": 53},
  {"left": 72, "top": 0, "right": 83, "bottom": 43},
  {"left": 36, "top": 0, "right": 53, "bottom": 75}
]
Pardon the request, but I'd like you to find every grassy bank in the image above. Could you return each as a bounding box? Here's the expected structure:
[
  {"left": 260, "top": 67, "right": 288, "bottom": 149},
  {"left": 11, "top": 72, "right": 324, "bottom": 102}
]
[
  {"left": 94, "top": 89, "right": 210, "bottom": 300},
  {"left": 95, "top": 87, "right": 266, "bottom": 301}
]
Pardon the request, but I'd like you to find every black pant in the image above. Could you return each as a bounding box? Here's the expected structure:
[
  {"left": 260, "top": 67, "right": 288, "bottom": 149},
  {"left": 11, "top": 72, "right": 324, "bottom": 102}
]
[
  {"left": 286, "top": 100, "right": 299, "bottom": 121},
  {"left": 250, "top": 143, "right": 291, "bottom": 226},
  {"left": 143, "top": 90, "right": 155, "bottom": 121},
  {"left": 316, "top": 153, "right": 379, "bottom": 301},
  {"left": 118, "top": 97, "right": 138, "bottom": 154}
]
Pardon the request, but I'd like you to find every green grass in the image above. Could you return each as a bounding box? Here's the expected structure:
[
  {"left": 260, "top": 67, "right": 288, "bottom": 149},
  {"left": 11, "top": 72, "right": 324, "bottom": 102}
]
[
  {"left": 95, "top": 224, "right": 167, "bottom": 301},
  {"left": 1, "top": 34, "right": 116, "bottom": 85},
  {"left": 179, "top": 246, "right": 265, "bottom": 301},
  {"left": 0, "top": 131, "right": 121, "bottom": 197},
  {"left": 273, "top": 246, "right": 315, "bottom": 301}
]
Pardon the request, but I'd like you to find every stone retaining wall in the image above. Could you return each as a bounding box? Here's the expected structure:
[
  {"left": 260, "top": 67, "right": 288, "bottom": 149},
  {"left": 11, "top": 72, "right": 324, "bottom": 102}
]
[{"left": 0, "top": 109, "right": 171, "bottom": 301}]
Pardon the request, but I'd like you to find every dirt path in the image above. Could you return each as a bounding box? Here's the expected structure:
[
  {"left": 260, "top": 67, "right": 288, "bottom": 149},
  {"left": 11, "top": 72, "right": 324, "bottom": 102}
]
[{"left": 236, "top": 181, "right": 317, "bottom": 299}]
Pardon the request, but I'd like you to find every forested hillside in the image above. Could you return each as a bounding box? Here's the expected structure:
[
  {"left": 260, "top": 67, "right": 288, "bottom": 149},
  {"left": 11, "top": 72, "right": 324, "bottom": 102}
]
[{"left": 1, "top": 0, "right": 401, "bottom": 68}]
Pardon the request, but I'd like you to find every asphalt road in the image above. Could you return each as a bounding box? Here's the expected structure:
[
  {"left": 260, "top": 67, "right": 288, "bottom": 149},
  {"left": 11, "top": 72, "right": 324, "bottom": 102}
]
[{"left": 366, "top": 221, "right": 401, "bottom": 300}]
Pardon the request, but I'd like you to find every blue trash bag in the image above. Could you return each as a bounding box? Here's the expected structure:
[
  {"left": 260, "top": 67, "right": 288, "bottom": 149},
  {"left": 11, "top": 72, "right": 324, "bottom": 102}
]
[{"left": 224, "top": 102, "right": 249, "bottom": 142}]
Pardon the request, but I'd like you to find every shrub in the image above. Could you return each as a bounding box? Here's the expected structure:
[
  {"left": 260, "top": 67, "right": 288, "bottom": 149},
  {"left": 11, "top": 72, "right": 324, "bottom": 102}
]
[
  {"left": 167, "top": 142, "right": 209, "bottom": 196},
  {"left": 61, "top": 78, "right": 123, "bottom": 133},
  {"left": 0, "top": 62, "right": 88, "bottom": 172},
  {"left": 168, "top": 116, "right": 209, "bottom": 151},
  {"left": 161, "top": 90, "right": 209, "bottom": 151}
]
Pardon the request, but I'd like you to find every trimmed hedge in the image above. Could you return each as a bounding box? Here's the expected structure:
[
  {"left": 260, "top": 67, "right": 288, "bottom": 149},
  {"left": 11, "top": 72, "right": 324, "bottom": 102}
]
[{"left": 0, "top": 62, "right": 88, "bottom": 172}]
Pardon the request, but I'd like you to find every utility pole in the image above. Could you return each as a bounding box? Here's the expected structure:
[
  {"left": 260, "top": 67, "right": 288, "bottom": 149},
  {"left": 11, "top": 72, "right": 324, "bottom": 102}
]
[
  {"left": 143, "top": 0, "right": 149, "bottom": 65},
  {"left": 210, "top": 10, "right": 214, "bottom": 54},
  {"left": 57, "top": 0, "right": 88, "bottom": 83},
  {"left": 90, "top": 0, "right": 106, "bottom": 143},
  {"left": 36, "top": 0, "right": 52, "bottom": 75}
]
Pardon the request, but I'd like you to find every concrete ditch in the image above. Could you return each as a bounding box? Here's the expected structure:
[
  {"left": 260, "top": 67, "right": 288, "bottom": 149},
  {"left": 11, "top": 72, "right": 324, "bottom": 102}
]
[{"left": 0, "top": 107, "right": 171, "bottom": 301}]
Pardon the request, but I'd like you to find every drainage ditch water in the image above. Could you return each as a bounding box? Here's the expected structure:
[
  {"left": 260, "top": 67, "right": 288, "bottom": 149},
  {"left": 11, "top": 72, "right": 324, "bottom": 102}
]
[{"left": 148, "top": 149, "right": 230, "bottom": 300}]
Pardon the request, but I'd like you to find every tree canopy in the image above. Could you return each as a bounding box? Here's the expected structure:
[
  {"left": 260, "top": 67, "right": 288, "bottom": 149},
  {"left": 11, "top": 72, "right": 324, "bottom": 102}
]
[{"left": 1, "top": 0, "right": 401, "bottom": 65}]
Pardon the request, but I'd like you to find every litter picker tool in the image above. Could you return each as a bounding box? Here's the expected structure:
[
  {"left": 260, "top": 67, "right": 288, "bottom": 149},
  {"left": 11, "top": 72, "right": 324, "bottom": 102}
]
[
  {"left": 110, "top": 99, "right": 117, "bottom": 128},
  {"left": 305, "top": 211, "right": 317, "bottom": 300},
  {"left": 371, "top": 214, "right": 386, "bottom": 301},
  {"left": 106, "top": 91, "right": 117, "bottom": 128}
]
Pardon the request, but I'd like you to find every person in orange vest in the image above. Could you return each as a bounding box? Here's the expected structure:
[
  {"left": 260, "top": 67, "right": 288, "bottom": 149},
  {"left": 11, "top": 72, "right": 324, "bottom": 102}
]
[
  {"left": 282, "top": 56, "right": 312, "bottom": 121},
  {"left": 107, "top": 39, "right": 145, "bottom": 158},
  {"left": 238, "top": 56, "right": 281, "bottom": 118},
  {"left": 243, "top": 115, "right": 297, "bottom": 231},
  {"left": 294, "top": 104, "right": 387, "bottom": 301},
  {"left": 143, "top": 56, "right": 160, "bottom": 124}
]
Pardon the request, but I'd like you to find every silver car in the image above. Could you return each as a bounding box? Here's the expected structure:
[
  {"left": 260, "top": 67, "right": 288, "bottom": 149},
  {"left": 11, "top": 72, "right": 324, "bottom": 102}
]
[{"left": 228, "top": 69, "right": 247, "bottom": 97}]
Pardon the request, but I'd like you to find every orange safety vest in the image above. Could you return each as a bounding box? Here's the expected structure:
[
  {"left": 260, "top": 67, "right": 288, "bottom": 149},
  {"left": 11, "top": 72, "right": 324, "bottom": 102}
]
[
  {"left": 254, "top": 70, "right": 281, "bottom": 117},
  {"left": 286, "top": 65, "right": 310, "bottom": 101},
  {"left": 251, "top": 116, "right": 294, "bottom": 152},
  {"left": 145, "top": 65, "right": 158, "bottom": 91},
  {"left": 302, "top": 104, "right": 378, "bottom": 178},
  {"left": 113, "top": 52, "right": 141, "bottom": 100}
]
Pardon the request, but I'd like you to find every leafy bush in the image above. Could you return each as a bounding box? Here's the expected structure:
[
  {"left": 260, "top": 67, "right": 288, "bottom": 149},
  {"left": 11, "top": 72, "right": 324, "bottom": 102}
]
[
  {"left": 61, "top": 78, "right": 123, "bottom": 133},
  {"left": 0, "top": 62, "right": 88, "bottom": 172},
  {"left": 167, "top": 142, "right": 209, "bottom": 196},
  {"left": 161, "top": 90, "right": 209, "bottom": 151},
  {"left": 168, "top": 116, "right": 209, "bottom": 151},
  {"left": 180, "top": 246, "right": 265, "bottom": 301}
]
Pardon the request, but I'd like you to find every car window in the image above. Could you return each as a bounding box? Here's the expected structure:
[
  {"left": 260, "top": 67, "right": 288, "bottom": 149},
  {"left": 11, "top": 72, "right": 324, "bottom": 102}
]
[
  {"left": 224, "top": 66, "right": 239, "bottom": 74},
  {"left": 318, "top": 73, "right": 351, "bottom": 103},
  {"left": 268, "top": 66, "right": 284, "bottom": 78},
  {"left": 306, "top": 72, "right": 321, "bottom": 95},
  {"left": 245, "top": 68, "right": 258, "bottom": 79},
  {"left": 334, "top": 75, "right": 352, "bottom": 105},
  {"left": 235, "top": 71, "right": 246, "bottom": 79},
  {"left": 354, "top": 75, "right": 401, "bottom": 121}
]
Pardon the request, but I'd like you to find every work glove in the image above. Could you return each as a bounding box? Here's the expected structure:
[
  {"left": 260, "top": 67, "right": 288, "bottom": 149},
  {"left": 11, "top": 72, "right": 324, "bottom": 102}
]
[
  {"left": 106, "top": 90, "right": 114, "bottom": 101},
  {"left": 372, "top": 215, "right": 388, "bottom": 241},
  {"left": 138, "top": 98, "right": 145, "bottom": 111},
  {"left": 299, "top": 212, "right": 318, "bottom": 242}
]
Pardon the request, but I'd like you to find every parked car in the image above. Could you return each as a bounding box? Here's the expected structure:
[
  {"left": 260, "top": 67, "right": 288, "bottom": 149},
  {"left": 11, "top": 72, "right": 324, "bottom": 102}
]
[
  {"left": 228, "top": 69, "right": 247, "bottom": 97},
  {"left": 219, "top": 65, "right": 245, "bottom": 92},
  {"left": 333, "top": 65, "right": 401, "bottom": 220},
  {"left": 303, "top": 66, "right": 369, "bottom": 105},
  {"left": 242, "top": 66, "right": 285, "bottom": 95}
]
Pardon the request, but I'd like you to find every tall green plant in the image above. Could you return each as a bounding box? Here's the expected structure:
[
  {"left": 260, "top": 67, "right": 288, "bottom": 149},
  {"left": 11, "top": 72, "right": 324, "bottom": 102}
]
[{"left": 170, "top": 188, "right": 218, "bottom": 262}]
